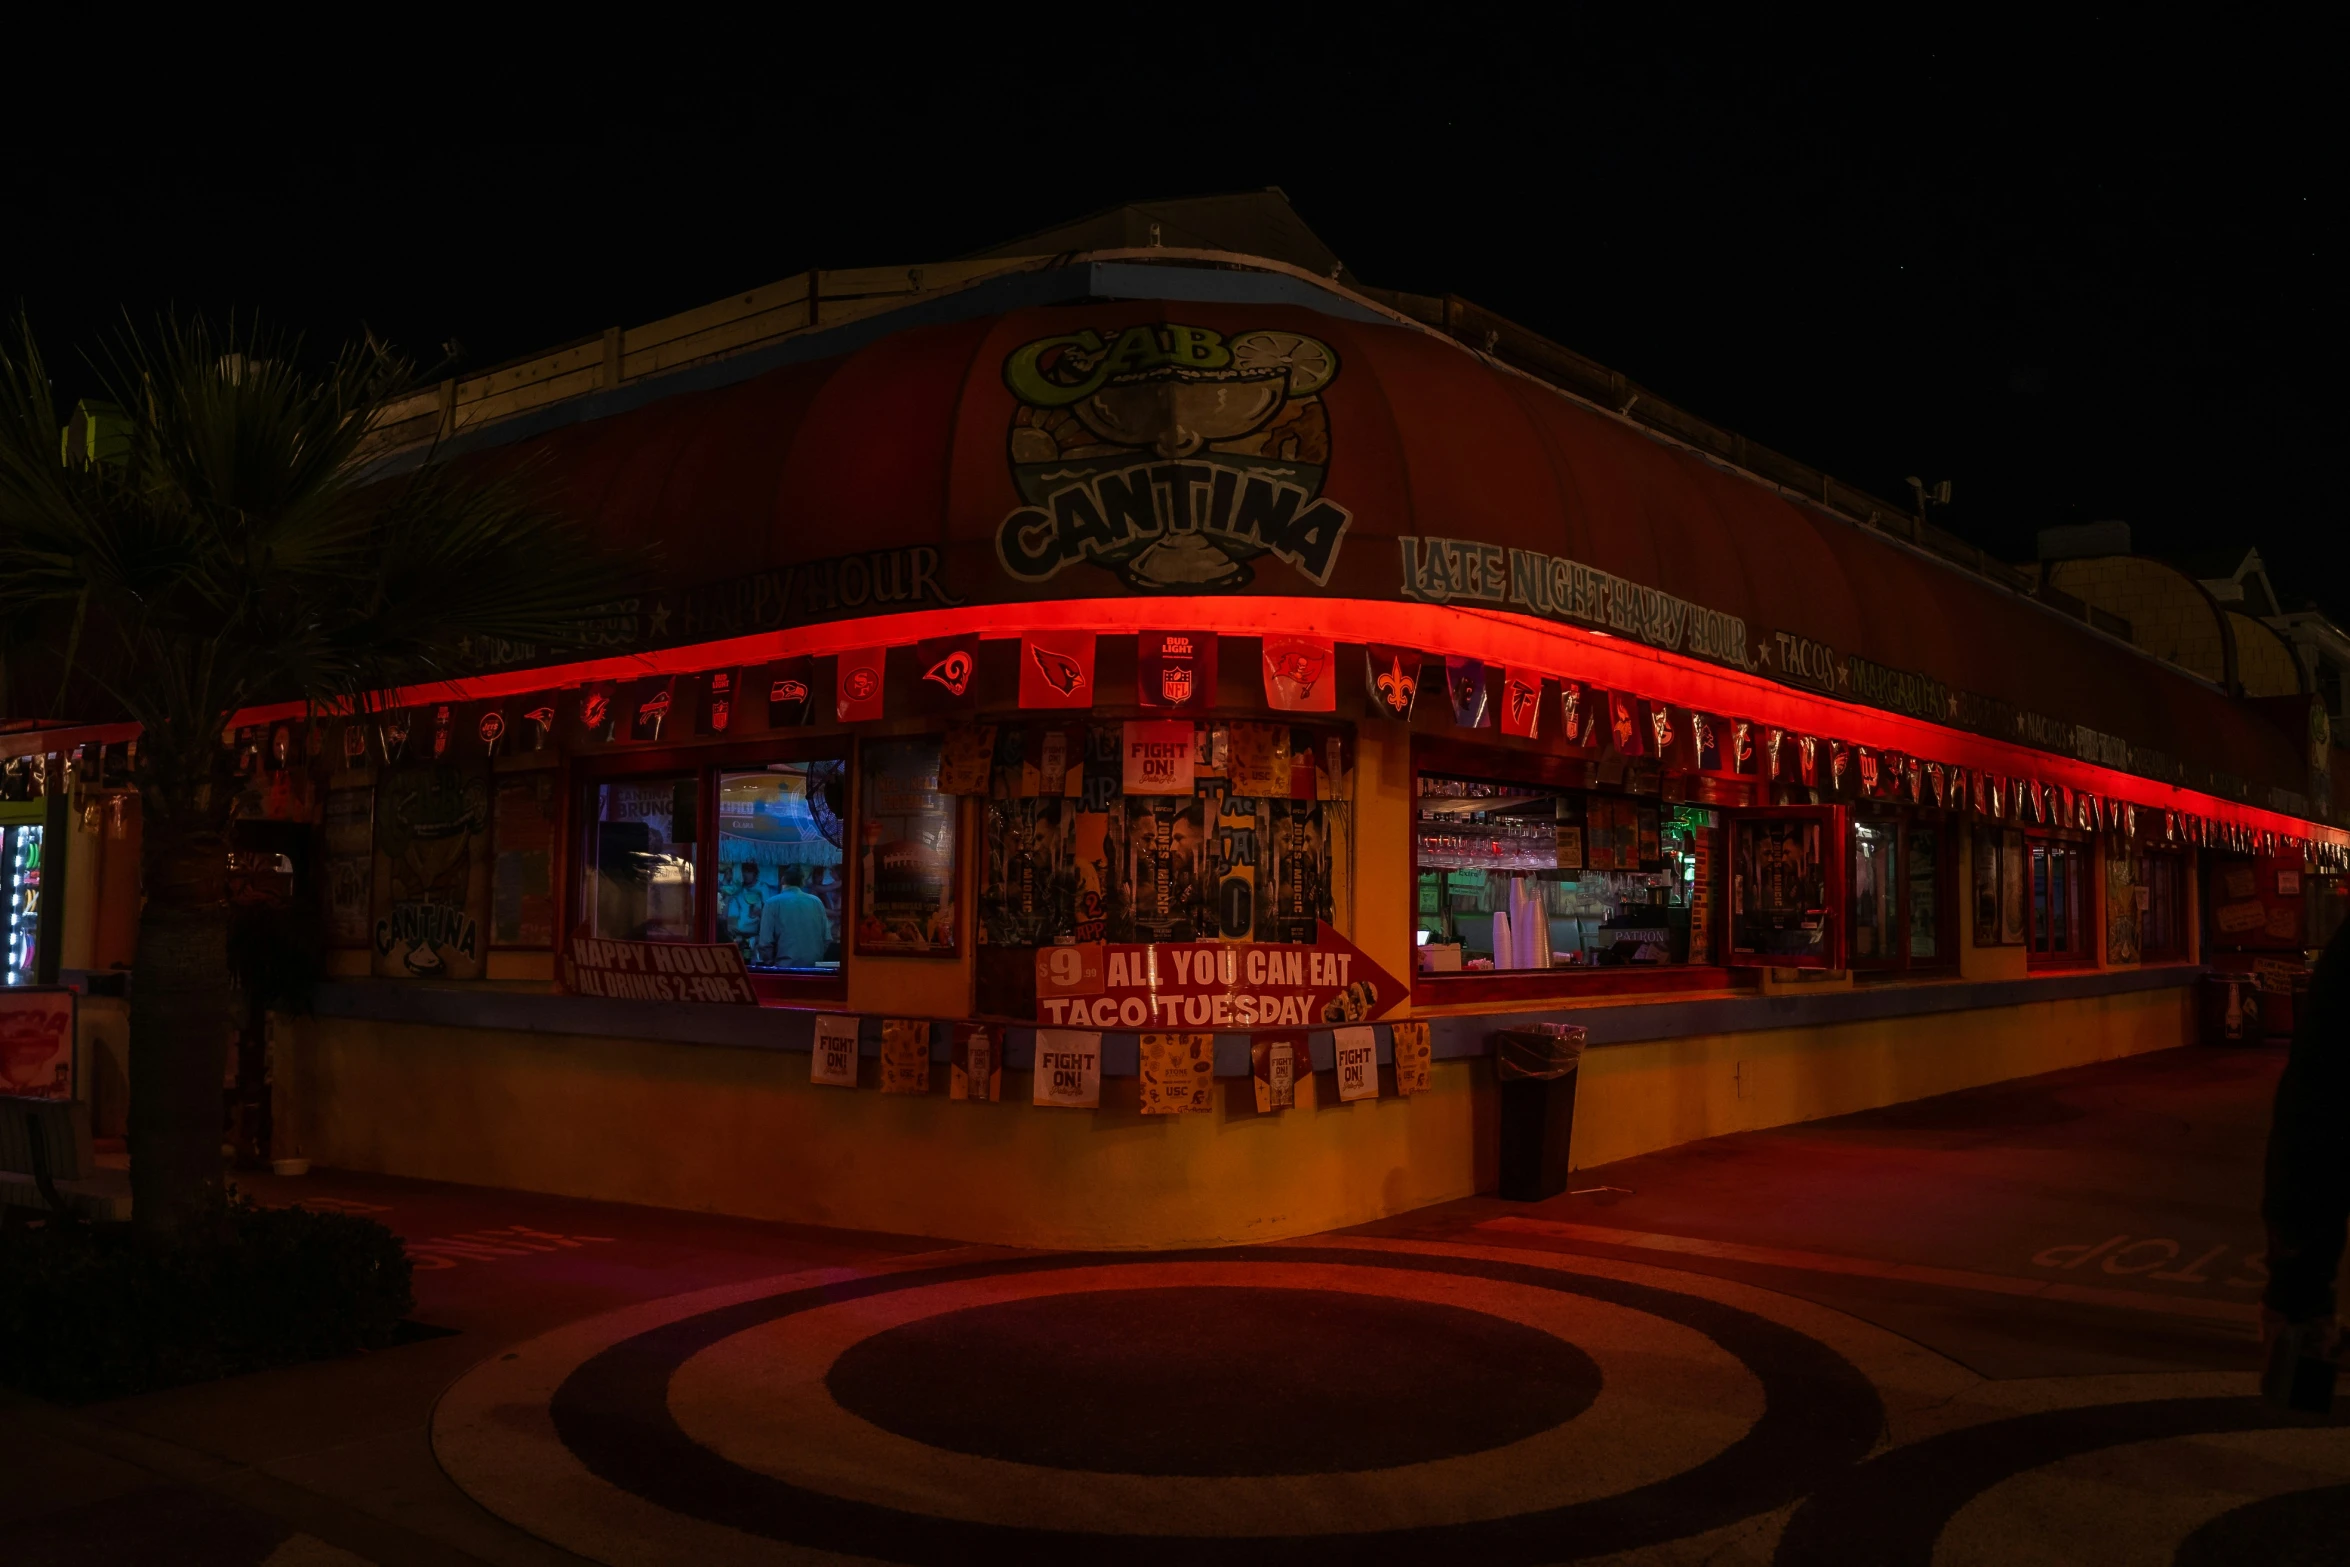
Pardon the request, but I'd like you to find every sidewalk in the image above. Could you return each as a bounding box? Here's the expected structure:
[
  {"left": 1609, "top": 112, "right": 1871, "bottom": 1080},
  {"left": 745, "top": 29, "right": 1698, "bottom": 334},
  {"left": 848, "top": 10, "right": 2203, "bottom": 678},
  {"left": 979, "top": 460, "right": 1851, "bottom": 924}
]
[{"left": 6, "top": 1041, "right": 2338, "bottom": 1566}]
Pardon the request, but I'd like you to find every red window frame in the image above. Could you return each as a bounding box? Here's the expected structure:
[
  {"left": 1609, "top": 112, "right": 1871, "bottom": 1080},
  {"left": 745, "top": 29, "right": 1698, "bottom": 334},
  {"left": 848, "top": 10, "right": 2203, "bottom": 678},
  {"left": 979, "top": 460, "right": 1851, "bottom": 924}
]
[
  {"left": 2026, "top": 832, "right": 2093, "bottom": 968},
  {"left": 2135, "top": 848, "right": 2188, "bottom": 961},
  {"left": 1407, "top": 738, "right": 1738, "bottom": 1003},
  {"left": 564, "top": 734, "right": 852, "bottom": 1004}
]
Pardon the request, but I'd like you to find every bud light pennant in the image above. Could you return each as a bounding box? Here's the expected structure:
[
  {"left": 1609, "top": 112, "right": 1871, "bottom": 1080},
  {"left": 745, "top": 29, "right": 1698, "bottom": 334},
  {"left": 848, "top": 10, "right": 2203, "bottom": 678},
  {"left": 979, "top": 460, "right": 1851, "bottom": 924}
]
[
  {"left": 1138, "top": 631, "right": 1216, "bottom": 713},
  {"left": 632, "top": 676, "right": 675, "bottom": 741},
  {"left": 1445, "top": 657, "right": 1491, "bottom": 728},
  {"left": 697, "top": 668, "right": 739, "bottom": 735},
  {"left": 1262, "top": 635, "right": 1335, "bottom": 712},
  {"left": 371, "top": 763, "right": 490, "bottom": 979},
  {"left": 836, "top": 648, "right": 887, "bottom": 723},
  {"left": 766, "top": 658, "right": 817, "bottom": 726},
  {"left": 1365, "top": 645, "right": 1421, "bottom": 720},
  {"left": 1500, "top": 668, "right": 1543, "bottom": 738},
  {"left": 1019, "top": 631, "right": 1095, "bottom": 709},
  {"left": 915, "top": 635, "right": 979, "bottom": 715}
]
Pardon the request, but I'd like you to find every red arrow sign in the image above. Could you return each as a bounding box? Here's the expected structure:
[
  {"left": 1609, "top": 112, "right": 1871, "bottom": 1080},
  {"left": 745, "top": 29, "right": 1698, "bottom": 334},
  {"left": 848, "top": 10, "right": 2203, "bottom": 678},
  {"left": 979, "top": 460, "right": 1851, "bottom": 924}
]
[{"left": 1033, "top": 922, "right": 1406, "bottom": 1029}]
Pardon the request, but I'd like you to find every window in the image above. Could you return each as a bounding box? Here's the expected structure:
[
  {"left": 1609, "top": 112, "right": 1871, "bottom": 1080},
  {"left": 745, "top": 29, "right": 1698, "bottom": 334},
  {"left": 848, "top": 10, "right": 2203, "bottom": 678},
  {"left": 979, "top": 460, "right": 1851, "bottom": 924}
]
[
  {"left": 1414, "top": 765, "right": 1722, "bottom": 982},
  {"left": 579, "top": 775, "right": 699, "bottom": 942},
  {"left": 2136, "top": 850, "right": 2185, "bottom": 960},
  {"left": 1850, "top": 815, "right": 1950, "bottom": 971},
  {"left": 569, "top": 741, "right": 851, "bottom": 995},
  {"left": 716, "top": 763, "right": 846, "bottom": 974},
  {"left": 2029, "top": 836, "right": 2090, "bottom": 964},
  {"left": 1729, "top": 811, "right": 1836, "bottom": 965}
]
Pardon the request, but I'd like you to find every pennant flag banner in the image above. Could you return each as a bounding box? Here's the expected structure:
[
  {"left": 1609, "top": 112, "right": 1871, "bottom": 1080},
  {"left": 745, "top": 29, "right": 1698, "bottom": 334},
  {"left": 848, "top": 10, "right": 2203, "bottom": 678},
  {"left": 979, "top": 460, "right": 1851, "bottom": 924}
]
[
  {"left": 766, "top": 658, "right": 818, "bottom": 727},
  {"left": 1648, "top": 703, "right": 1675, "bottom": 757},
  {"left": 376, "top": 709, "right": 413, "bottom": 764},
  {"left": 1020, "top": 632, "right": 1096, "bottom": 709},
  {"left": 1138, "top": 631, "right": 1216, "bottom": 713},
  {"left": 951, "top": 1023, "right": 1000, "bottom": 1101},
  {"left": 1855, "top": 748, "right": 1878, "bottom": 796},
  {"left": 478, "top": 705, "right": 509, "bottom": 757},
  {"left": 1693, "top": 712, "right": 1721, "bottom": 772},
  {"left": 1830, "top": 744, "right": 1852, "bottom": 793},
  {"left": 1500, "top": 668, "right": 1543, "bottom": 738},
  {"left": 632, "top": 676, "right": 676, "bottom": 741},
  {"left": 1445, "top": 656, "right": 1491, "bottom": 728},
  {"left": 1392, "top": 1021, "right": 1433, "bottom": 1096},
  {"left": 1609, "top": 692, "right": 1644, "bottom": 755},
  {"left": 1906, "top": 755, "right": 1924, "bottom": 803},
  {"left": 342, "top": 720, "right": 370, "bottom": 765},
  {"left": 521, "top": 695, "right": 557, "bottom": 751},
  {"left": 1032, "top": 1029, "right": 1103, "bottom": 1107},
  {"left": 577, "top": 682, "right": 616, "bottom": 742},
  {"left": 915, "top": 635, "right": 980, "bottom": 714},
  {"left": 1798, "top": 735, "right": 1820, "bottom": 788},
  {"left": 1927, "top": 762, "right": 1946, "bottom": 808},
  {"left": 836, "top": 648, "right": 887, "bottom": 723},
  {"left": 429, "top": 704, "right": 454, "bottom": 760},
  {"left": 1252, "top": 1035, "right": 1302, "bottom": 1113},
  {"left": 810, "top": 1015, "right": 859, "bottom": 1087},
  {"left": 1733, "top": 719, "right": 1757, "bottom": 775},
  {"left": 1262, "top": 635, "right": 1336, "bottom": 712},
  {"left": 880, "top": 1019, "right": 930, "bottom": 1095},
  {"left": 697, "top": 668, "right": 739, "bottom": 735},
  {"left": 1138, "top": 1031, "right": 1216, "bottom": 1115},
  {"left": 1766, "top": 727, "right": 1787, "bottom": 780},
  {"left": 1558, "top": 683, "right": 1586, "bottom": 745},
  {"left": 1365, "top": 645, "right": 1422, "bottom": 720}
]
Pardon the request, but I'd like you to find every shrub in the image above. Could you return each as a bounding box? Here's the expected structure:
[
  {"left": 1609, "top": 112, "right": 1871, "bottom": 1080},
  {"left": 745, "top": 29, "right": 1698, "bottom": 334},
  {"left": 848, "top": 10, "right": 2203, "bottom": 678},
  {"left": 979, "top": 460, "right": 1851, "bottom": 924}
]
[{"left": 0, "top": 1199, "right": 416, "bottom": 1401}]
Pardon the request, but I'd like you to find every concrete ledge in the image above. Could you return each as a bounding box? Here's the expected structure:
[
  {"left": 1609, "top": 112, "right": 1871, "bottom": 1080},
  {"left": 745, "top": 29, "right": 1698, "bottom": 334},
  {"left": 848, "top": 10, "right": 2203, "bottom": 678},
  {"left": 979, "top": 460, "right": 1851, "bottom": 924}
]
[{"left": 311, "top": 963, "right": 2203, "bottom": 1079}]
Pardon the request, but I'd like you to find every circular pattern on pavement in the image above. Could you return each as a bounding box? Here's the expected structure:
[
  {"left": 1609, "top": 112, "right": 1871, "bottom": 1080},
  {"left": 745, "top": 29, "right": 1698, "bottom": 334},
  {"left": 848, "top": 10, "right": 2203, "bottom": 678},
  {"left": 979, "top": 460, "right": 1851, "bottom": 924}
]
[
  {"left": 433, "top": 1239, "right": 2350, "bottom": 1565},
  {"left": 824, "top": 1284, "right": 1602, "bottom": 1475}
]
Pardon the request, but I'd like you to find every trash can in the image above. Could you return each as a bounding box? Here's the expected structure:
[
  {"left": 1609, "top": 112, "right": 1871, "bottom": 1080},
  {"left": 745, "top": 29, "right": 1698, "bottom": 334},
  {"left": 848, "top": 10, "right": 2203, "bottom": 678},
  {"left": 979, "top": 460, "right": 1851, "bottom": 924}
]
[
  {"left": 2199, "top": 972, "right": 2261, "bottom": 1046},
  {"left": 1495, "top": 1024, "right": 1587, "bottom": 1201}
]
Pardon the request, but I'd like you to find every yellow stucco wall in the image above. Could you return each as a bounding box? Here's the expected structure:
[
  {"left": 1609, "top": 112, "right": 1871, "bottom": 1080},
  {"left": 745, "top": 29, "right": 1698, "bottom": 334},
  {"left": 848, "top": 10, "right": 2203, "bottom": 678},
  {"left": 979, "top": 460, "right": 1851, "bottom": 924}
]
[{"left": 284, "top": 973, "right": 2192, "bottom": 1247}]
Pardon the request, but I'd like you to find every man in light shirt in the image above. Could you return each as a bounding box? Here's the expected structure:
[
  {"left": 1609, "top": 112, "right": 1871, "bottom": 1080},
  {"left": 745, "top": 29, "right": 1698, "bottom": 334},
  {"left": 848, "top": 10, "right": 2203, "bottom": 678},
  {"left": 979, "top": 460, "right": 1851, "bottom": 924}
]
[{"left": 756, "top": 864, "right": 833, "bottom": 968}]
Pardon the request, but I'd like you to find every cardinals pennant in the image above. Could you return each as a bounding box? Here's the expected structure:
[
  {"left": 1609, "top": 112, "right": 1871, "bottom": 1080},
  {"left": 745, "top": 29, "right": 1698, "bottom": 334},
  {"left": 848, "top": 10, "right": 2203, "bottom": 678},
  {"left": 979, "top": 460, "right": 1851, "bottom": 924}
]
[
  {"left": 766, "top": 658, "right": 817, "bottom": 727},
  {"left": 1138, "top": 631, "right": 1216, "bottom": 714},
  {"left": 697, "top": 668, "right": 739, "bottom": 736},
  {"left": 1262, "top": 635, "right": 1335, "bottom": 712},
  {"left": 1500, "top": 668, "right": 1543, "bottom": 738},
  {"left": 632, "top": 677, "right": 676, "bottom": 741},
  {"left": 1365, "top": 645, "right": 1422, "bottom": 720},
  {"left": 1445, "top": 657, "right": 1491, "bottom": 728},
  {"left": 915, "top": 636, "right": 980, "bottom": 715},
  {"left": 1019, "top": 632, "right": 1095, "bottom": 709}
]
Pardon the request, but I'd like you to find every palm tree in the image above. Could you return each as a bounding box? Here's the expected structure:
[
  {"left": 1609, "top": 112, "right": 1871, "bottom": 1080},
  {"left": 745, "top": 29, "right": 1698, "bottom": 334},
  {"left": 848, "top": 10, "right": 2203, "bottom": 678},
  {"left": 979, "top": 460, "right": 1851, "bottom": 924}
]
[{"left": 0, "top": 315, "right": 626, "bottom": 1245}]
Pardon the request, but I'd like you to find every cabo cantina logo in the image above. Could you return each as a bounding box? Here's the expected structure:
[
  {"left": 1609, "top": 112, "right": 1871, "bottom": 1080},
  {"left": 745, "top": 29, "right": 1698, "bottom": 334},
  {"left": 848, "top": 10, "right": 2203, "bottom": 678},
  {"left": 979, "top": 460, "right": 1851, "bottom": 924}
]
[{"left": 995, "top": 323, "right": 1353, "bottom": 592}]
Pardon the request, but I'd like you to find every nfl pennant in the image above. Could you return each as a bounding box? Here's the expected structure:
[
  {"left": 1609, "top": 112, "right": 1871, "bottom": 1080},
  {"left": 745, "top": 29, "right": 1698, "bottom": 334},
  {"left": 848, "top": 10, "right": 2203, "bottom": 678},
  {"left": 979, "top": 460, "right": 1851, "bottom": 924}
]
[
  {"left": 521, "top": 696, "right": 557, "bottom": 750},
  {"left": 1927, "top": 761, "right": 1946, "bottom": 807},
  {"left": 1019, "top": 631, "right": 1095, "bottom": 709},
  {"left": 1608, "top": 691, "right": 1644, "bottom": 755},
  {"left": 765, "top": 658, "right": 818, "bottom": 726},
  {"left": 1765, "top": 727, "right": 1788, "bottom": 780},
  {"left": 1693, "top": 712, "right": 1722, "bottom": 772},
  {"left": 697, "top": 668, "right": 739, "bottom": 735},
  {"left": 915, "top": 635, "right": 980, "bottom": 714},
  {"left": 1647, "top": 703, "right": 1675, "bottom": 757},
  {"left": 342, "top": 721, "right": 369, "bottom": 767},
  {"left": 1500, "top": 668, "right": 1543, "bottom": 738},
  {"left": 835, "top": 648, "right": 887, "bottom": 723},
  {"left": 478, "top": 705, "right": 509, "bottom": 756},
  {"left": 1558, "top": 683, "right": 1586, "bottom": 745},
  {"left": 1138, "top": 631, "right": 1216, "bottom": 713},
  {"left": 1365, "top": 645, "right": 1423, "bottom": 720},
  {"left": 1830, "top": 743, "right": 1852, "bottom": 792},
  {"left": 577, "top": 682, "right": 616, "bottom": 742},
  {"left": 1856, "top": 747, "right": 1878, "bottom": 796},
  {"left": 1733, "top": 719, "right": 1757, "bottom": 774},
  {"left": 1445, "top": 656, "right": 1492, "bottom": 728},
  {"left": 378, "top": 709, "right": 413, "bottom": 764},
  {"left": 1262, "top": 635, "right": 1335, "bottom": 712},
  {"left": 1905, "top": 755, "right": 1923, "bottom": 803},
  {"left": 632, "top": 676, "right": 676, "bottom": 741},
  {"left": 1798, "top": 735, "right": 1820, "bottom": 788},
  {"left": 430, "top": 704, "right": 453, "bottom": 759}
]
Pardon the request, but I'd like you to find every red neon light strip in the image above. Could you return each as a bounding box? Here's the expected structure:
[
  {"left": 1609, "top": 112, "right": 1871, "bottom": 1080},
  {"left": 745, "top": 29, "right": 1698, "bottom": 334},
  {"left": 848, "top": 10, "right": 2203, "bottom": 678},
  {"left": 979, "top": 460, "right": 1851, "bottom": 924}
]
[{"left": 222, "top": 595, "right": 2342, "bottom": 844}]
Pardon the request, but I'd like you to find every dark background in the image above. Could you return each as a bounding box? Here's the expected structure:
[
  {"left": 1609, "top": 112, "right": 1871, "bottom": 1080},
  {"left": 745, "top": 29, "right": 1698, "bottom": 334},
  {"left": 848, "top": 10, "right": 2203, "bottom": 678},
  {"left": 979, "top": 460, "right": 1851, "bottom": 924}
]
[{"left": 9, "top": 20, "right": 2339, "bottom": 614}]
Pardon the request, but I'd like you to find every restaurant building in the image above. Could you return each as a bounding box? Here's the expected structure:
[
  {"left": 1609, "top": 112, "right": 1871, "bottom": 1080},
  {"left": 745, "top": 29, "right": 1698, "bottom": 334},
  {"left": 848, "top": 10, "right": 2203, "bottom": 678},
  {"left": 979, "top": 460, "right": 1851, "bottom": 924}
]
[{"left": 13, "top": 195, "right": 2348, "bottom": 1247}]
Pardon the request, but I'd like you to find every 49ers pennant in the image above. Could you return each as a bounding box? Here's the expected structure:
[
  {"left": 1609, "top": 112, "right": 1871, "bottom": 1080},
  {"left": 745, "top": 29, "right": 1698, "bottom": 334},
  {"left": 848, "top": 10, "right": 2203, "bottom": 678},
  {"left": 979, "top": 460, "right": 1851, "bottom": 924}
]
[
  {"left": 1262, "top": 635, "right": 1335, "bottom": 712},
  {"left": 915, "top": 635, "right": 980, "bottom": 715},
  {"left": 765, "top": 658, "right": 817, "bottom": 727},
  {"left": 1365, "top": 645, "right": 1422, "bottom": 720},
  {"left": 1138, "top": 631, "right": 1216, "bottom": 713},
  {"left": 1500, "top": 668, "right": 1543, "bottom": 738},
  {"left": 836, "top": 648, "right": 887, "bottom": 723},
  {"left": 1019, "top": 631, "right": 1095, "bottom": 709}
]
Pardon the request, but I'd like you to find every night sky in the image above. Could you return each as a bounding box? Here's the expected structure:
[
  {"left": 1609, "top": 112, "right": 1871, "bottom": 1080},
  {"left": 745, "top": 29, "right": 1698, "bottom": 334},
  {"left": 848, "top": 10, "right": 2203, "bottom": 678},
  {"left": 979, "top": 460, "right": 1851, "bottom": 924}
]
[{"left": 12, "top": 23, "right": 2339, "bottom": 617}]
